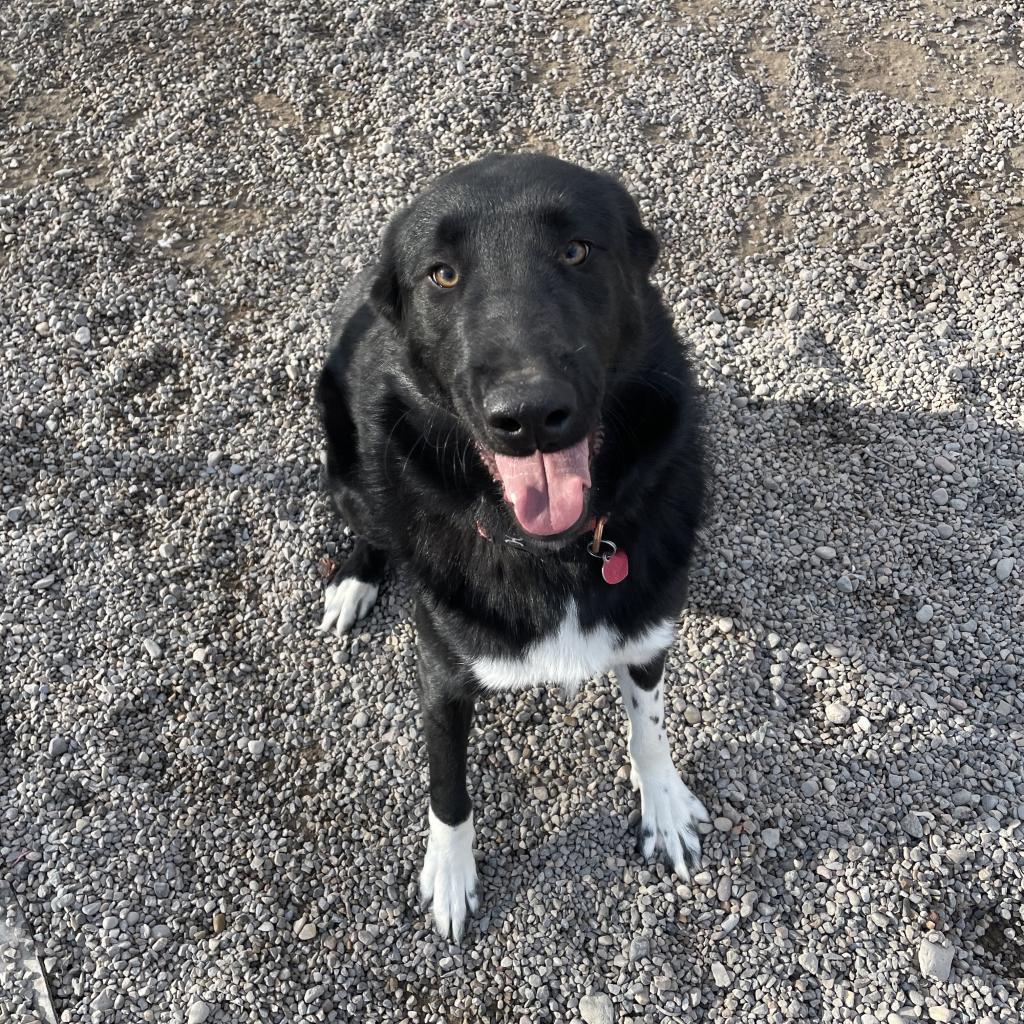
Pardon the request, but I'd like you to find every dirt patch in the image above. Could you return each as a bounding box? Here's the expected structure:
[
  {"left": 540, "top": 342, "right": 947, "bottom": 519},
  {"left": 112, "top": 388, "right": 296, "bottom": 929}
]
[
  {"left": 136, "top": 205, "right": 270, "bottom": 268},
  {"left": 746, "top": 45, "right": 791, "bottom": 98},
  {"left": 553, "top": 8, "right": 592, "bottom": 35},
  {"left": 532, "top": 62, "right": 584, "bottom": 98},
  {"left": 820, "top": 13, "right": 1023, "bottom": 108},
  {"left": 0, "top": 60, "right": 15, "bottom": 98},
  {"left": 514, "top": 129, "right": 559, "bottom": 157},
  {"left": 1, "top": 86, "right": 74, "bottom": 189},
  {"left": 252, "top": 92, "right": 301, "bottom": 129}
]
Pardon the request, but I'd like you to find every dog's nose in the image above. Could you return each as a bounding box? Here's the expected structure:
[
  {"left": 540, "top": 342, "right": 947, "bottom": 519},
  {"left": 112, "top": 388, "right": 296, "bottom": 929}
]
[{"left": 483, "top": 377, "right": 579, "bottom": 453}]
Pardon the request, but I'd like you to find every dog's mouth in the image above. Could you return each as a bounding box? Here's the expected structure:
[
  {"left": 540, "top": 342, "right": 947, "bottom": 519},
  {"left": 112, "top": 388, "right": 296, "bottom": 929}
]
[{"left": 477, "top": 432, "right": 599, "bottom": 537}]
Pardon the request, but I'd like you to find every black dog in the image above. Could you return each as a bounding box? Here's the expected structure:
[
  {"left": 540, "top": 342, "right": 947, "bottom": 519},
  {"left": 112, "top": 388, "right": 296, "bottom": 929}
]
[{"left": 317, "top": 154, "right": 708, "bottom": 941}]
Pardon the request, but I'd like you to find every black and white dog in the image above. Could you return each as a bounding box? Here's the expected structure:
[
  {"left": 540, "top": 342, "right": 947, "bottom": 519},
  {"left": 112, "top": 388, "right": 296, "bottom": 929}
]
[{"left": 317, "top": 154, "right": 708, "bottom": 941}]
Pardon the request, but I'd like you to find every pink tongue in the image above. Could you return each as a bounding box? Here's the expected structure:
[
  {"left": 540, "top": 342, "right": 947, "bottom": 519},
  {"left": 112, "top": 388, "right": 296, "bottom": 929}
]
[{"left": 492, "top": 437, "right": 591, "bottom": 536}]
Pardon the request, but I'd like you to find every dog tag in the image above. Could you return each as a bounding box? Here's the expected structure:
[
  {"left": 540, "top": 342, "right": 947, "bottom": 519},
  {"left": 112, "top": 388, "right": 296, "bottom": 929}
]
[{"left": 602, "top": 548, "right": 629, "bottom": 585}]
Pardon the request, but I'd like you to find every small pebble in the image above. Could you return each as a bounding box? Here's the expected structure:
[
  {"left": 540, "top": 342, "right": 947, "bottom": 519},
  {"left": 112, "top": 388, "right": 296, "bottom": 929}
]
[
  {"left": 628, "top": 936, "right": 649, "bottom": 962},
  {"left": 187, "top": 1001, "right": 212, "bottom": 1024},
  {"left": 825, "top": 702, "right": 852, "bottom": 724},
  {"left": 579, "top": 993, "right": 614, "bottom": 1024},
  {"left": 798, "top": 951, "right": 818, "bottom": 973},
  {"left": 918, "top": 936, "right": 954, "bottom": 983},
  {"left": 901, "top": 812, "right": 925, "bottom": 840}
]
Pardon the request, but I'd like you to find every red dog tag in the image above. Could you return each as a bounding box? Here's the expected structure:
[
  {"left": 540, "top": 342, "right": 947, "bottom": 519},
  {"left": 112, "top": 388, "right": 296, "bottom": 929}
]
[{"left": 602, "top": 548, "right": 629, "bottom": 584}]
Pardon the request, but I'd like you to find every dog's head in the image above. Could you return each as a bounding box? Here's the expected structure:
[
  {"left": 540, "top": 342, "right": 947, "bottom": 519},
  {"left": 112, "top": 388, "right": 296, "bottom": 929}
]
[{"left": 371, "top": 154, "right": 659, "bottom": 540}]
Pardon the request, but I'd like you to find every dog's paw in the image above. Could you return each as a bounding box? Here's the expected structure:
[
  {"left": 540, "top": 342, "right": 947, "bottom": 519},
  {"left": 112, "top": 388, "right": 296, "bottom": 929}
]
[
  {"left": 634, "top": 770, "right": 709, "bottom": 880},
  {"left": 419, "top": 810, "right": 479, "bottom": 943},
  {"left": 319, "top": 576, "right": 378, "bottom": 636}
]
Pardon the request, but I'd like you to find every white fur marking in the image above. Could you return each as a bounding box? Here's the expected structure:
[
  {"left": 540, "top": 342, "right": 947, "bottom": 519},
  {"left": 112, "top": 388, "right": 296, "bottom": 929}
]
[
  {"left": 617, "top": 664, "right": 708, "bottom": 879},
  {"left": 471, "top": 602, "right": 675, "bottom": 693},
  {"left": 319, "top": 577, "right": 379, "bottom": 636},
  {"left": 419, "top": 808, "right": 479, "bottom": 943}
]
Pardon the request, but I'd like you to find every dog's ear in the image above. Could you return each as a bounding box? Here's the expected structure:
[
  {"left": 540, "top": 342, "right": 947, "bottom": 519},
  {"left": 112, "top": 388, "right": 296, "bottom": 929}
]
[
  {"left": 370, "top": 257, "right": 403, "bottom": 324},
  {"left": 604, "top": 175, "right": 660, "bottom": 276},
  {"left": 370, "top": 208, "right": 410, "bottom": 324},
  {"left": 628, "top": 218, "right": 659, "bottom": 275}
]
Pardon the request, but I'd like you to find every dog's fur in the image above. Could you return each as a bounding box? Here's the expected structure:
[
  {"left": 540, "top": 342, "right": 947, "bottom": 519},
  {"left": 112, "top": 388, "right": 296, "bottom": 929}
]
[{"left": 317, "top": 154, "right": 708, "bottom": 941}]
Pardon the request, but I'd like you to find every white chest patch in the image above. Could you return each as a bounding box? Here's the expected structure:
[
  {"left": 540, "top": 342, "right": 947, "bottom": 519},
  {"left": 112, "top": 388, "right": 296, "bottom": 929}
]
[{"left": 470, "top": 602, "right": 675, "bottom": 694}]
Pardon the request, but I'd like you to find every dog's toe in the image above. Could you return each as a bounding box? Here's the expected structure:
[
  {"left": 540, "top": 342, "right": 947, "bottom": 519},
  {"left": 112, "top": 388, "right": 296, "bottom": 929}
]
[
  {"left": 319, "top": 576, "right": 379, "bottom": 636},
  {"left": 419, "top": 810, "right": 478, "bottom": 943},
  {"left": 634, "top": 770, "right": 708, "bottom": 881}
]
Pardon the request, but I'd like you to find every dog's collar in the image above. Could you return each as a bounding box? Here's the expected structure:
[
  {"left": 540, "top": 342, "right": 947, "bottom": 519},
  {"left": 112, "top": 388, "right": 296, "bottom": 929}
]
[{"left": 473, "top": 513, "right": 629, "bottom": 584}]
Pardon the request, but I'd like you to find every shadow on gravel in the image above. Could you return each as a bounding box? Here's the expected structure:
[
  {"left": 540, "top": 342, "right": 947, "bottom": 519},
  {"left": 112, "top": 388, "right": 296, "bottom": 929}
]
[{"left": 689, "top": 392, "right": 1018, "bottom": 678}]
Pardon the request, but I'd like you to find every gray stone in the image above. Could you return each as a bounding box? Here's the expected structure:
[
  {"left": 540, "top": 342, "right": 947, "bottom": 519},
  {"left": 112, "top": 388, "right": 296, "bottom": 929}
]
[
  {"left": 187, "top": 1001, "right": 212, "bottom": 1024},
  {"left": 901, "top": 812, "right": 924, "bottom": 840},
  {"left": 825, "top": 702, "right": 852, "bottom": 724},
  {"left": 579, "top": 992, "right": 614, "bottom": 1024},
  {"left": 918, "top": 936, "right": 954, "bottom": 983},
  {"left": 711, "top": 962, "right": 731, "bottom": 987}
]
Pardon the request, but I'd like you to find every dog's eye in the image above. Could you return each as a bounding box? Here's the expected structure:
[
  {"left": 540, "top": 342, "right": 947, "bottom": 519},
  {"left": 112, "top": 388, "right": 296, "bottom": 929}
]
[
  {"left": 561, "top": 240, "right": 590, "bottom": 266},
  {"left": 430, "top": 264, "right": 460, "bottom": 288}
]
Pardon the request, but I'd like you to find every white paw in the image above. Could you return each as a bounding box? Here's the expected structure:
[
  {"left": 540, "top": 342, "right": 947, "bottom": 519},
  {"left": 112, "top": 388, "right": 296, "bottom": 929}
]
[
  {"left": 319, "top": 577, "right": 378, "bottom": 636},
  {"left": 635, "top": 769, "right": 709, "bottom": 880},
  {"left": 419, "top": 809, "right": 479, "bottom": 943}
]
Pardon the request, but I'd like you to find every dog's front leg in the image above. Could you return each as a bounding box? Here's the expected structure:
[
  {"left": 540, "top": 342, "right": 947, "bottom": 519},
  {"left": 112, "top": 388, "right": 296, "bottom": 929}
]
[
  {"left": 415, "top": 607, "right": 478, "bottom": 942},
  {"left": 615, "top": 650, "right": 709, "bottom": 880}
]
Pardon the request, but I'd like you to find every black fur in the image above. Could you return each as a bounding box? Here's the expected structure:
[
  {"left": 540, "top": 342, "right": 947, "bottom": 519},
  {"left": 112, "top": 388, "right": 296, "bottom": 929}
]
[
  {"left": 317, "top": 153, "right": 706, "bottom": 894},
  {"left": 628, "top": 650, "right": 668, "bottom": 692}
]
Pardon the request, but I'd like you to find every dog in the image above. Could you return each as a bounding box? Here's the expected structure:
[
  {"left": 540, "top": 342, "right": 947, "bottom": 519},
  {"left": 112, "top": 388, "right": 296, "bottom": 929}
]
[{"left": 317, "top": 153, "right": 708, "bottom": 941}]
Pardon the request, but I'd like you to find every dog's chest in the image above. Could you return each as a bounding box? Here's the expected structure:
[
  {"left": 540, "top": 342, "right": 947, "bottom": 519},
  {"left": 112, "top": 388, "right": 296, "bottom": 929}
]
[{"left": 470, "top": 601, "right": 675, "bottom": 692}]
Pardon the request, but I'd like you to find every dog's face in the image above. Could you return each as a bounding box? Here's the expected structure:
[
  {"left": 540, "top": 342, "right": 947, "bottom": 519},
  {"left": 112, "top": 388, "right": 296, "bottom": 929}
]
[{"left": 371, "top": 154, "right": 659, "bottom": 539}]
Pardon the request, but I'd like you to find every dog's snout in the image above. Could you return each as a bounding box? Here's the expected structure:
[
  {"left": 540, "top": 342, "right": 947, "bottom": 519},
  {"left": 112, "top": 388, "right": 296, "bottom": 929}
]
[{"left": 483, "top": 377, "right": 580, "bottom": 453}]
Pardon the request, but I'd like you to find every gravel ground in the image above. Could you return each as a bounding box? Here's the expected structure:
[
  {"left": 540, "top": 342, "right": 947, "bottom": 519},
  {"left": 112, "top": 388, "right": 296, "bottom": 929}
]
[{"left": 2, "top": 1, "right": 1023, "bottom": 1022}]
